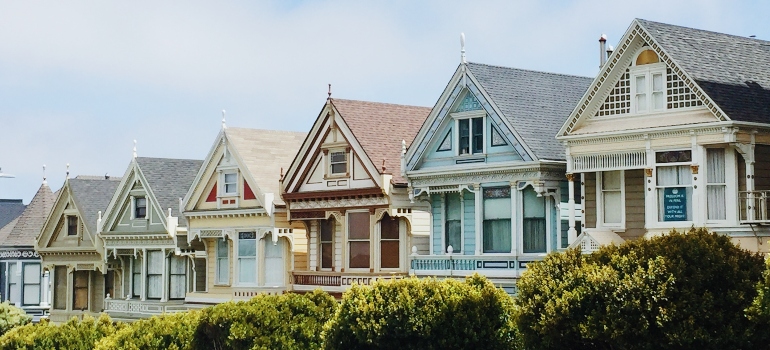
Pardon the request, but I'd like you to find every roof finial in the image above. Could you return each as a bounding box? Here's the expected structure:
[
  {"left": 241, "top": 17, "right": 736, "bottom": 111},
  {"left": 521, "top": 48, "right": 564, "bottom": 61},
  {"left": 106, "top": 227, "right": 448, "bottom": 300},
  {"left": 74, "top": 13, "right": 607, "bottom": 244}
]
[
  {"left": 280, "top": 167, "right": 285, "bottom": 181},
  {"left": 382, "top": 159, "right": 386, "bottom": 172},
  {"left": 221, "top": 110, "right": 227, "bottom": 129},
  {"left": 133, "top": 140, "right": 137, "bottom": 158},
  {"left": 327, "top": 84, "right": 332, "bottom": 99},
  {"left": 66, "top": 163, "right": 70, "bottom": 177},
  {"left": 401, "top": 140, "right": 407, "bottom": 155},
  {"left": 42, "top": 164, "right": 47, "bottom": 185},
  {"left": 460, "top": 32, "right": 466, "bottom": 64}
]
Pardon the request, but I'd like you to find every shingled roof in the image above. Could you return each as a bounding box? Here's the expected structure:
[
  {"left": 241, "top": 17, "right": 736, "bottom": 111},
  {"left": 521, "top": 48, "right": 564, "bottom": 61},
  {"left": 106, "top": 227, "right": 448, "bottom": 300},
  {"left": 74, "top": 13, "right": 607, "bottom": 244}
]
[
  {"left": 0, "top": 184, "right": 55, "bottom": 247},
  {"left": 0, "top": 199, "right": 25, "bottom": 230},
  {"left": 637, "top": 19, "right": 770, "bottom": 124},
  {"left": 69, "top": 176, "right": 122, "bottom": 236},
  {"left": 225, "top": 128, "right": 307, "bottom": 206},
  {"left": 135, "top": 157, "right": 203, "bottom": 225},
  {"left": 331, "top": 98, "right": 431, "bottom": 184},
  {"left": 466, "top": 62, "right": 593, "bottom": 161}
]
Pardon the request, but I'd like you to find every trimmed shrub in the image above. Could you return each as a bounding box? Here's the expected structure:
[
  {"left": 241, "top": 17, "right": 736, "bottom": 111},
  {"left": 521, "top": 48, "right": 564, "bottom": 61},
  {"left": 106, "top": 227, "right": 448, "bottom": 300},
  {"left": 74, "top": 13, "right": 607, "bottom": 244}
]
[
  {"left": 322, "top": 274, "right": 520, "bottom": 350},
  {"left": 0, "top": 302, "right": 31, "bottom": 336},
  {"left": 516, "top": 228, "right": 765, "bottom": 350},
  {"left": 95, "top": 310, "right": 201, "bottom": 350},
  {"left": 193, "top": 289, "right": 337, "bottom": 350},
  {"left": 0, "top": 313, "right": 122, "bottom": 350}
]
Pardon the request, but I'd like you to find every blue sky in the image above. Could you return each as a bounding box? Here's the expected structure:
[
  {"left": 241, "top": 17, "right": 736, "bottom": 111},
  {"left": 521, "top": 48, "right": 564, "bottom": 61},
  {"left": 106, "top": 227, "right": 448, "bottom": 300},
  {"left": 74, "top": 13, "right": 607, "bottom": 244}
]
[{"left": 1, "top": 0, "right": 769, "bottom": 202}]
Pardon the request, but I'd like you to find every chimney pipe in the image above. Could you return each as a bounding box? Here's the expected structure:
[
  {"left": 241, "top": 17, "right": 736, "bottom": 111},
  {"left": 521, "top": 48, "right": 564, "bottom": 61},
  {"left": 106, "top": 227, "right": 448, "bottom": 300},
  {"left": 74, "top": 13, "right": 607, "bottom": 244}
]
[
  {"left": 606, "top": 45, "right": 614, "bottom": 61},
  {"left": 599, "top": 34, "right": 607, "bottom": 68}
]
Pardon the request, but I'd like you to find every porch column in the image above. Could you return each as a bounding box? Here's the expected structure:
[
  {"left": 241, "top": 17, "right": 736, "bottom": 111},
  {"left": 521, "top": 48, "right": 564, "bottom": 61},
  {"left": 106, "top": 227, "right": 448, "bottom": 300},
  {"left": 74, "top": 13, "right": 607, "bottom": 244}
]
[
  {"left": 141, "top": 249, "right": 147, "bottom": 301},
  {"left": 566, "top": 173, "right": 578, "bottom": 244},
  {"left": 474, "top": 183, "right": 482, "bottom": 255},
  {"left": 127, "top": 256, "right": 134, "bottom": 299},
  {"left": 746, "top": 139, "right": 756, "bottom": 221}
]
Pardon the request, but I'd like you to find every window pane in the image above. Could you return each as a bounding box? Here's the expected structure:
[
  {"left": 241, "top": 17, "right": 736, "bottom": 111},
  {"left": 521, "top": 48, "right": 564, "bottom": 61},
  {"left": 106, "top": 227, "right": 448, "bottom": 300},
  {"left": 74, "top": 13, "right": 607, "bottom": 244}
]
[
  {"left": 658, "top": 187, "right": 692, "bottom": 221},
  {"left": 636, "top": 94, "right": 647, "bottom": 112},
  {"left": 483, "top": 219, "right": 512, "bottom": 253},
  {"left": 348, "top": 212, "right": 370, "bottom": 239},
  {"left": 321, "top": 243, "right": 333, "bottom": 269},
  {"left": 380, "top": 216, "right": 399, "bottom": 240},
  {"left": 445, "top": 193, "right": 461, "bottom": 220},
  {"left": 602, "top": 171, "right": 621, "bottom": 190},
  {"left": 23, "top": 263, "right": 40, "bottom": 283},
  {"left": 653, "top": 92, "right": 664, "bottom": 110},
  {"left": 707, "top": 149, "right": 726, "bottom": 183},
  {"left": 523, "top": 188, "right": 545, "bottom": 218},
  {"left": 238, "top": 239, "right": 256, "bottom": 257},
  {"left": 603, "top": 192, "right": 622, "bottom": 223},
  {"left": 8, "top": 263, "right": 19, "bottom": 304},
  {"left": 264, "top": 239, "right": 285, "bottom": 286},
  {"left": 147, "top": 251, "right": 164, "bottom": 274},
  {"left": 170, "top": 276, "right": 186, "bottom": 299},
  {"left": 523, "top": 218, "right": 546, "bottom": 253},
  {"left": 459, "top": 119, "right": 470, "bottom": 154},
  {"left": 472, "top": 117, "right": 483, "bottom": 154},
  {"left": 217, "top": 258, "right": 229, "bottom": 284},
  {"left": 54, "top": 266, "right": 67, "bottom": 310},
  {"left": 239, "top": 258, "right": 256, "bottom": 283},
  {"left": 217, "top": 240, "right": 228, "bottom": 257},
  {"left": 68, "top": 216, "right": 78, "bottom": 235},
  {"left": 320, "top": 219, "right": 334, "bottom": 242},
  {"left": 147, "top": 275, "right": 162, "bottom": 299},
  {"left": 380, "top": 241, "right": 400, "bottom": 268},
  {"left": 652, "top": 73, "right": 663, "bottom": 91},
  {"left": 24, "top": 285, "right": 40, "bottom": 306},
  {"left": 635, "top": 75, "right": 646, "bottom": 93},
  {"left": 708, "top": 186, "right": 726, "bottom": 220},
  {"left": 224, "top": 173, "right": 236, "bottom": 184},
  {"left": 349, "top": 242, "right": 370, "bottom": 268},
  {"left": 445, "top": 220, "right": 461, "bottom": 253},
  {"left": 73, "top": 271, "right": 89, "bottom": 310},
  {"left": 170, "top": 256, "right": 186, "bottom": 274}
]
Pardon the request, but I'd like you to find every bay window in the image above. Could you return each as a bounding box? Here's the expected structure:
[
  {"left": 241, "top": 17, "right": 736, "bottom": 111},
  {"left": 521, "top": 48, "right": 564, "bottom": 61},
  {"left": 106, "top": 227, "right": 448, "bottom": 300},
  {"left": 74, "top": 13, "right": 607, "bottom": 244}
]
[
  {"left": 379, "top": 214, "right": 400, "bottom": 269},
  {"left": 445, "top": 193, "right": 462, "bottom": 253},
  {"left": 216, "top": 239, "right": 229, "bottom": 285},
  {"left": 348, "top": 212, "right": 371, "bottom": 269},
  {"left": 237, "top": 232, "right": 257, "bottom": 284},
  {"left": 483, "top": 187, "right": 512, "bottom": 253},
  {"left": 522, "top": 188, "right": 546, "bottom": 253},
  {"left": 707, "top": 149, "right": 727, "bottom": 221},
  {"left": 656, "top": 150, "right": 693, "bottom": 222},
  {"left": 320, "top": 219, "right": 334, "bottom": 269}
]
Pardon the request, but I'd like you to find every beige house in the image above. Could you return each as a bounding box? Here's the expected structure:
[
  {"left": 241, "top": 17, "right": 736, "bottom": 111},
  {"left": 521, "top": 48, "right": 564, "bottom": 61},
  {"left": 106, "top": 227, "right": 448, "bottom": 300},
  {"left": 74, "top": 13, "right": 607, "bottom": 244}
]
[
  {"left": 558, "top": 19, "right": 770, "bottom": 253},
  {"left": 182, "top": 126, "right": 306, "bottom": 305},
  {"left": 36, "top": 175, "right": 120, "bottom": 323}
]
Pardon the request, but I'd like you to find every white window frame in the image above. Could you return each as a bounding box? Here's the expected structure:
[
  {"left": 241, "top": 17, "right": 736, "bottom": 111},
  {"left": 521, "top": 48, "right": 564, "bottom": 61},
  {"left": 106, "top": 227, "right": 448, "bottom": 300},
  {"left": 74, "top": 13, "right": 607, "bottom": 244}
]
[
  {"left": 480, "top": 186, "right": 513, "bottom": 255},
  {"left": 215, "top": 239, "right": 229, "bottom": 286},
  {"left": 134, "top": 197, "right": 147, "bottom": 220},
  {"left": 376, "top": 214, "right": 404, "bottom": 271},
  {"left": 596, "top": 170, "right": 626, "bottom": 229},
  {"left": 21, "top": 262, "right": 41, "bottom": 306},
  {"left": 518, "top": 185, "right": 553, "bottom": 257},
  {"left": 318, "top": 219, "right": 335, "bottom": 271},
  {"left": 441, "top": 192, "right": 464, "bottom": 254},
  {"left": 653, "top": 150, "right": 694, "bottom": 225},
  {"left": 168, "top": 255, "right": 186, "bottom": 300},
  {"left": 235, "top": 232, "right": 258, "bottom": 286},
  {"left": 346, "top": 210, "right": 372, "bottom": 271},
  {"left": 453, "top": 112, "right": 486, "bottom": 156},
  {"left": 629, "top": 55, "right": 666, "bottom": 115},
  {"left": 222, "top": 171, "right": 238, "bottom": 196},
  {"left": 705, "top": 148, "right": 728, "bottom": 223}
]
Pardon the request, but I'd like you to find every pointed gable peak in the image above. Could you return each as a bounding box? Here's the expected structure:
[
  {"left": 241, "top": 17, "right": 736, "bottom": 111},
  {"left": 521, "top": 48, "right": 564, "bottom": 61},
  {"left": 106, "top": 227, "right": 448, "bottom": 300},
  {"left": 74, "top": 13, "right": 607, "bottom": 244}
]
[{"left": 3, "top": 182, "right": 56, "bottom": 247}]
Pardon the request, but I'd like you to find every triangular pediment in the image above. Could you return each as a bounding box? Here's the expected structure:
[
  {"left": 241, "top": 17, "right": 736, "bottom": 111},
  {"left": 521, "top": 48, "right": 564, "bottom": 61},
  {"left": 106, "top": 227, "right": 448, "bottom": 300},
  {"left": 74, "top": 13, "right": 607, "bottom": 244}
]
[
  {"left": 559, "top": 20, "right": 730, "bottom": 138},
  {"left": 283, "top": 101, "right": 381, "bottom": 194},
  {"left": 101, "top": 161, "right": 167, "bottom": 234},
  {"left": 404, "top": 66, "right": 531, "bottom": 172},
  {"left": 37, "top": 181, "right": 91, "bottom": 250},
  {"left": 183, "top": 130, "right": 267, "bottom": 212}
]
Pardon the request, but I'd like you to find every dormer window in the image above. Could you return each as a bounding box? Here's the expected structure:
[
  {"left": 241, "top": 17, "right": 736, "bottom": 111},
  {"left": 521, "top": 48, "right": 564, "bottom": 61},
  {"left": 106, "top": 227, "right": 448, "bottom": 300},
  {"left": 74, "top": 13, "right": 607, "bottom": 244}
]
[
  {"left": 134, "top": 197, "right": 147, "bottom": 219},
  {"left": 631, "top": 49, "right": 665, "bottom": 114},
  {"left": 223, "top": 172, "right": 237, "bottom": 195},
  {"left": 458, "top": 117, "right": 483, "bottom": 155},
  {"left": 67, "top": 216, "right": 78, "bottom": 236},
  {"left": 330, "top": 151, "right": 347, "bottom": 175}
]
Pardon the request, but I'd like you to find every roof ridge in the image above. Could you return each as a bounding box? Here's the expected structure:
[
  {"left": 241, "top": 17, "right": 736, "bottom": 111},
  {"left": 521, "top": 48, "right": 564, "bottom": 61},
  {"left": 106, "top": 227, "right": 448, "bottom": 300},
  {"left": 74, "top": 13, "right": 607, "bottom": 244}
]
[
  {"left": 72, "top": 175, "right": 123, "bottom": 181},
  {"left": 226, "top": 127, "right": 306, "bottom": 134},
  {"left": 636, "top": 18, "right": 770, "bottom": 44},
  {"left": 136, "top": 156, "right": 203, "bottom": 162},
  {"left": 466, "top": 61, "right": 593, "bottom": 80},
  {"left": 331, "top": 98, "right": 431, "bottom": 110}
]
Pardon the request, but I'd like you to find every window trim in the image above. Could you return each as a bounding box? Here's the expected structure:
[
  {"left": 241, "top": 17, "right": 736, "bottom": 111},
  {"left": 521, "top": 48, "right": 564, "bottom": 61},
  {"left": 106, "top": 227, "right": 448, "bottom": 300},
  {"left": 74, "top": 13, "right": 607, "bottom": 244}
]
[
  {"left": 134, "top": 197, "right": 147, "bottom": 220},
  {"left": 168, "top": 255, "right": 186, "bottom": 300},
  {"left": 596, "top": 170, "right": 626, "bottom": 229},
  {"left": 377, "top": 214, "right": 403, "bottom": 271},
  {"left": 215, "top": 239, "right": 230, "bottom": 286},
  {"left": 654, "top": 164, "right": 694, "bottom": 225},
  {"left": 21, "top": 262, "right": 41, "bottom": 306},
  {"left": 629, "top": 54, "right": 666, "bottom": 115},
  {"left": 319, "top": 219, "right": 335, "bottom": 271},
  {"left": 235, "top": 232, "right": 258, "bottom": 286},
  {"left": 442, "top": 192, "right": 463, "bottom": 254},
  {"left": 67, "top": 216, "right": 79, "bottom": 236},
  {"left": 346, "top": 210, "right": 372, "bottom": 271},
  {"left": 519, "top": 185, "right": 552, "bottom": 256},
  {"left": 221, "top": 171, "right": 238, "bottom": 196},
  {"left": 72, "top": 270, "right": 89, "bottom": 311},
  {"left": 453, "top": 112, "right": 486, "bottom": 156},
  {"left": 481, "top": 186, "right": 513, "bottom": 254}
]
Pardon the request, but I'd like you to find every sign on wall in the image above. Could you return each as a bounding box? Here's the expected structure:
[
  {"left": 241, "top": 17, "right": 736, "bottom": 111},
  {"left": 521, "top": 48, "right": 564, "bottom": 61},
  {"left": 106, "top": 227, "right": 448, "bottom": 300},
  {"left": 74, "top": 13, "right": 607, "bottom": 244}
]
[{"left": 663, "top": 187, "right": 688, "bottom": 221}]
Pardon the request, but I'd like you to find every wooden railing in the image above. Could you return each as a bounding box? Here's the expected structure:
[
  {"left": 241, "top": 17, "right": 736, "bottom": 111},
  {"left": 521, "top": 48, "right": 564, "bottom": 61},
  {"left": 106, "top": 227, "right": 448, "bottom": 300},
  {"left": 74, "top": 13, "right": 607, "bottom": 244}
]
[
  {"left": 291, "top": 271, "right": 405, "bottom": 287},
  {"left": 103, "top": 298, "right": 187, "bottom": 316},
  {"left": 740, "top": 191, "right": 770, "bottom": 223}
]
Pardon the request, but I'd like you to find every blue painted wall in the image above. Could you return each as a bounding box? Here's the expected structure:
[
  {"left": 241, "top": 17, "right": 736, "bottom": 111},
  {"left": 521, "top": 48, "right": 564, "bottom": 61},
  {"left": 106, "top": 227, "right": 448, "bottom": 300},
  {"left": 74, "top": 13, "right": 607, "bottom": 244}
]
[{"left": 431, "top": 194, "right": 443, "bottom": 255}]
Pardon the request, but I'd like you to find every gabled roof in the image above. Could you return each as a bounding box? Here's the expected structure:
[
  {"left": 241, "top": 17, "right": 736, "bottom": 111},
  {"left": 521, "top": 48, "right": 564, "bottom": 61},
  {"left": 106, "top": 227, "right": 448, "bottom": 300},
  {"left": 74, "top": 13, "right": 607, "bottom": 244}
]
[
  {"left": 636, "top": 19, "right": 770, "bottom": 124},
  {"left": 135, "top": 157, "right": 203, "bottom": 225},
  {"left": 0, "top": 199, "right": 25, "bottom": 230},
  {"left": 331, "top": 98, "right": 431, "bottom": 184},
  {"left": 0, "top": 184, "right": 55, "bottom": 247},
  {"left": 224, "top": 128, "right": 307, "bottom": 205},
  {"left": 466, "top": 62, "right": 592, "bottom": 160},
  {"left": 68, "top": 176, "right": 122, "bottom": 235}
]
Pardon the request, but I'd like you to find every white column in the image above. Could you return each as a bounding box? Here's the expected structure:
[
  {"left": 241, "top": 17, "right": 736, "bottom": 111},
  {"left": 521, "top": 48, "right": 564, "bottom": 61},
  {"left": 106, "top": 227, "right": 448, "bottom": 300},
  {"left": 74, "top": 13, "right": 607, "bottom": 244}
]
[
  {"left": 567, "top": 174, "right": 577, "bottom": 244},
  {"left": 509, "top": 182, "right": 517, "bottom": 256},
  {"left": 141, "top": 249, "right": 147, "bottom": 301},
  {"left": 474, "top": 184, "right": 482, "bottom": 255},
  {"left": 161, "top": 249, "right": 168, "bottom": 302}
]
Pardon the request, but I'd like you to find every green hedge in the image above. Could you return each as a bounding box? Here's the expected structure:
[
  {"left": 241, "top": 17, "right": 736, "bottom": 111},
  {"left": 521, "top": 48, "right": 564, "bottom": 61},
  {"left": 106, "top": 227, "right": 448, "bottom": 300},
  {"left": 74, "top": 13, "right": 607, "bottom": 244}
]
[
  {"left": 323, "top": 274, "right": 520, "bottom": 350},
  {"left": 0, "top": 314, "right": 122, "bottom": 350},
  {"left": 516, "top": 228, "right": 766, "bottom": 350},
  {"left": 95, "top": 311, "right": 200, "bottom": 350},
  {"left": 0, "top": 302, "right": 31, "bottom": 337}
]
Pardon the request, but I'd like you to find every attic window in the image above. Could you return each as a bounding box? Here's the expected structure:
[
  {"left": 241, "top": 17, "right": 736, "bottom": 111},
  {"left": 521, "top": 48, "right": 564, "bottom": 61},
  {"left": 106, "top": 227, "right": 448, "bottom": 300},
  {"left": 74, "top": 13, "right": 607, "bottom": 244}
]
[
  {"left": 330, "top": 151, "right": 347, "bottom": 174},
  {"left": 224, "top": 172, "right": 237, "bottom": 194},
  {"left": 635, "top": 49, "right": 660, "bottom": 65},
  {"left": 67, "top": 216, "right": 78, "bottom": 236},
  {"left": 135, "top": 197, "right": 147, "bottom": 219}
]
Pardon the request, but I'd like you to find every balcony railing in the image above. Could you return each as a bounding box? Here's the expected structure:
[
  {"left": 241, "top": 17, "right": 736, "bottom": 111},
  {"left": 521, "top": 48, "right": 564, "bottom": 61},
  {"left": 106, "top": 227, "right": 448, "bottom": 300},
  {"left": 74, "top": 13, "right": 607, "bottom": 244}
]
[
  {"left": 739, "top": 191, "right": 770, "bottom": 223},
  {"left": 103, "top": 298, "right": 188, "bottom": 317},
  {"left": 410, "top": 254, "right": 544, "bottom": 279},
  {"left": 291, "top": 271, "right": 406, "bottom": 290}
]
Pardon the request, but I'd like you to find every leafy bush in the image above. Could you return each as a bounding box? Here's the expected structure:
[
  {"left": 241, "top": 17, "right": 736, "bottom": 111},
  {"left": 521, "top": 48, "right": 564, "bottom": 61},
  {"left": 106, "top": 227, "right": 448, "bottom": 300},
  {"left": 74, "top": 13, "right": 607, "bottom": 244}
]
[
  {"left": 516, "top": 228, "right": 765, "bottom": 350},
  {"left": 0, "top": 302, "right": 31, "bottom": 336},
  {"left": 193, "top": 289, "right": 337, "bottom": 350},
  {"left": 95, "top": 310, "right": 201, "bottom": 350},
  {"left": 0, "top": 313, "right": 122, "bottom": 350},
  {"left": 323, "top": 274, "right": 520, "bottom": 350}
]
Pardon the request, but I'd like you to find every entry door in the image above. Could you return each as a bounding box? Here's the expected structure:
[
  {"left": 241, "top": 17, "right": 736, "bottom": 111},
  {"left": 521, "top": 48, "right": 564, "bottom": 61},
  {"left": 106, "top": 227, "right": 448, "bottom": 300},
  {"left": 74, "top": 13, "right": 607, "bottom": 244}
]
[{"left": 263, "top": 237, "right": 285, "bottom": 287}]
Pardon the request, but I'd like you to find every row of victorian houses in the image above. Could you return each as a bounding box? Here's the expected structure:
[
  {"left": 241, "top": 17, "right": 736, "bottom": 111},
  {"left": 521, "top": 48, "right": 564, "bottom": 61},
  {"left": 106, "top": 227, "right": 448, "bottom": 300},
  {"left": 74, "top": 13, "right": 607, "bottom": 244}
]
[{"left": 1, "top": 18, "right": 769, "bottom": 322}]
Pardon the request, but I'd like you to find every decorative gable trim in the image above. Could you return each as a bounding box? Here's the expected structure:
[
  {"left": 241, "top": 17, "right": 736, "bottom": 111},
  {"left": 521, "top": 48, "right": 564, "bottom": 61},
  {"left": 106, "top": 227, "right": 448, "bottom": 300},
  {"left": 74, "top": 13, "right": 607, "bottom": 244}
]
[
  {"left": 101, "top": 159, "right": 167, "bottom": 234},
  {"left": 405, "top": 65, "right": 532, "bottom": 172},
  {"left": 559, "top": 20, "right": 730, "bottom": 137}
]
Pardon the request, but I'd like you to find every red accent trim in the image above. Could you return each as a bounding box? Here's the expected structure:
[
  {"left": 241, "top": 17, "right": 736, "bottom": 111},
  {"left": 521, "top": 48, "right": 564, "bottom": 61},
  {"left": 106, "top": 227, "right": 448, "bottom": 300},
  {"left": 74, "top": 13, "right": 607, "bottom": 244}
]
[
  {"left": 244, "top": 180, "right": 256, "bottom": 200},
  {"left": 282, "top": 187, "right": 384, "bottom": 200},
  {"left": 206, "top": 183, "right": 217, "bottom": 202}
]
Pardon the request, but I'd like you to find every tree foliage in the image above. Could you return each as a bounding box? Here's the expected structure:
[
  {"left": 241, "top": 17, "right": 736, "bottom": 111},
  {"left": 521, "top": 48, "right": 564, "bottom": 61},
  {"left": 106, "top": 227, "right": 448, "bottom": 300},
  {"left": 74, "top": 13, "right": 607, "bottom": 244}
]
[
  {"left": 323, "top": 274, "right": 520, "bottom": 350},
  {"left": 0, "top": 302, "right": 31, "bottom": 337},
  {"left": 0, "top": 314, "right": 122, "bottom": 350},
  {"left": 516, "top": 228, "right": 765, "bottom": 350}
]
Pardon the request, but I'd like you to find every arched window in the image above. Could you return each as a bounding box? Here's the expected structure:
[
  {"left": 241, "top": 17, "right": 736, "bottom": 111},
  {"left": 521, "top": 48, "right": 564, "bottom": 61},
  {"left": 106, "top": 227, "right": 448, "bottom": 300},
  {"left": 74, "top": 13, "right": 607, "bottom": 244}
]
[{"left": 635, "top": 49, "right": 660, "bottom": 65}]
